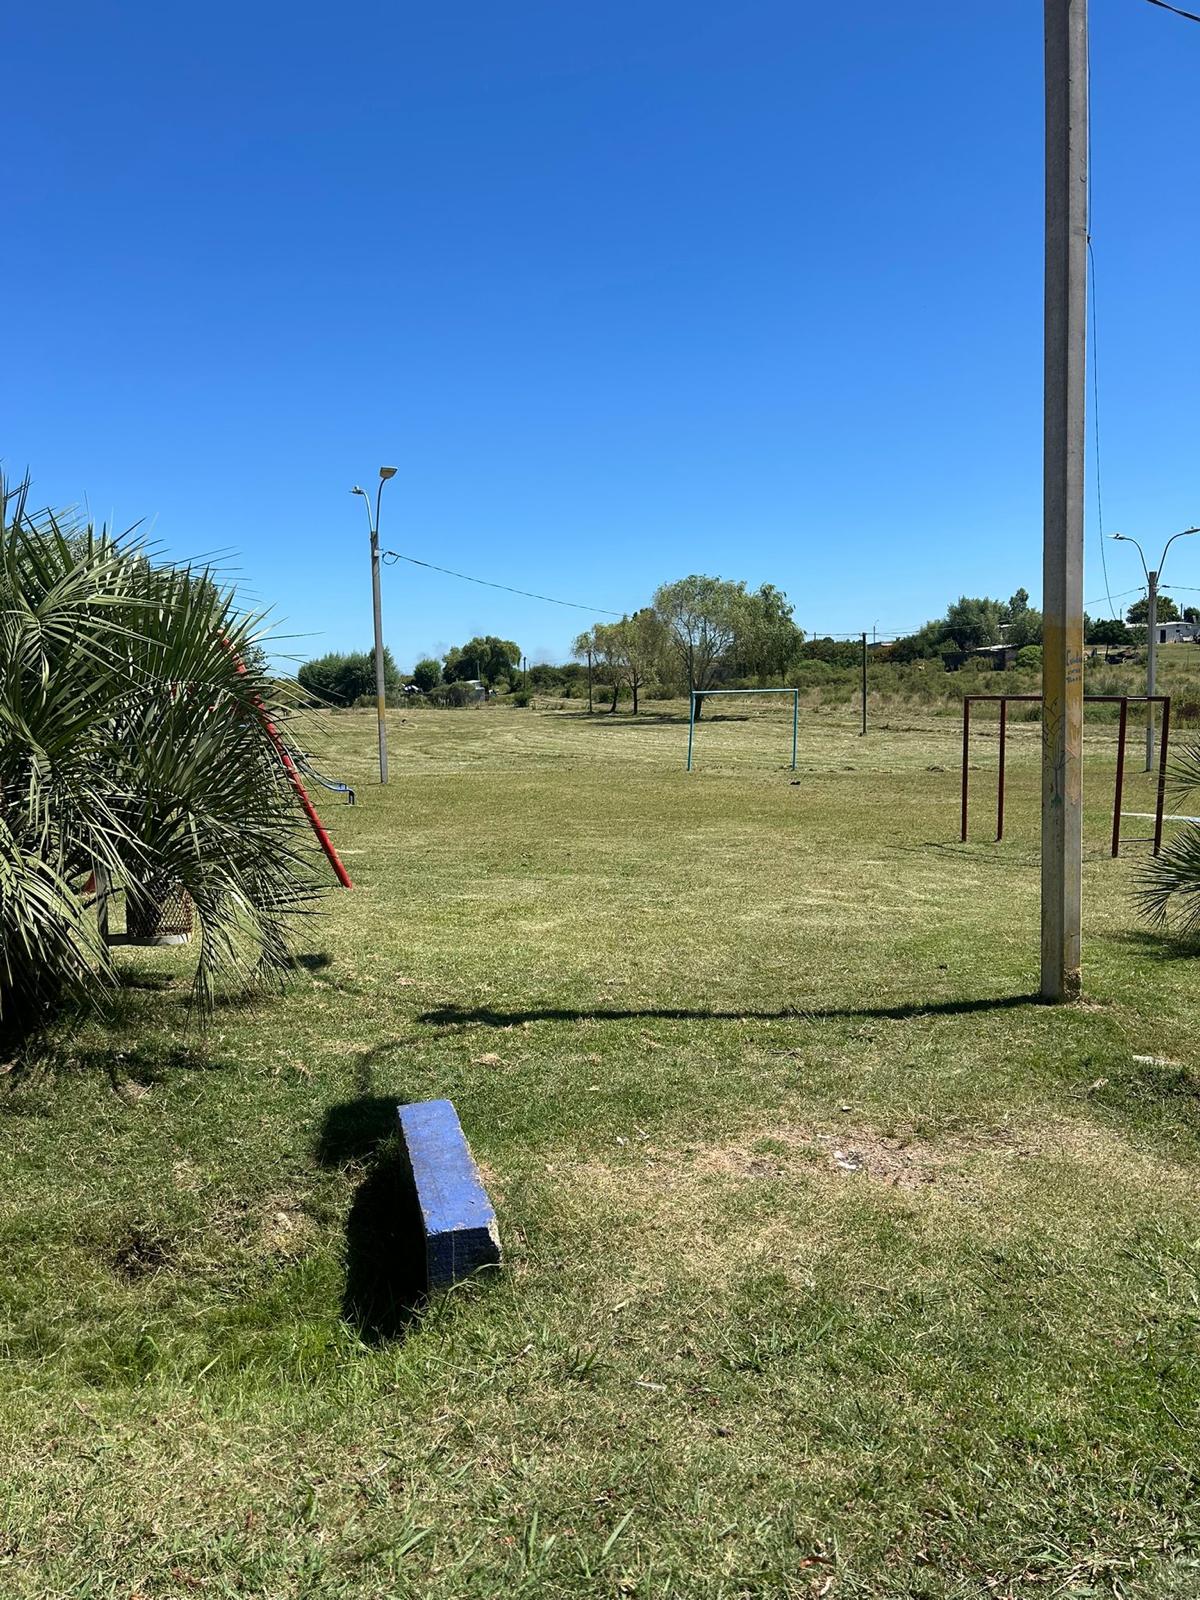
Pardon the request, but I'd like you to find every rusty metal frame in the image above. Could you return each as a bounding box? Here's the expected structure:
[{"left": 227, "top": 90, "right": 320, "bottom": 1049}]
[{"left": 960, "top": 694, "right": 1171, "bottom": 857}]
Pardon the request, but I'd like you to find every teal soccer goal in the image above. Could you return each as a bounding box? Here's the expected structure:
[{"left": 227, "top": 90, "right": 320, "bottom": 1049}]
[{"left": 685, "top": 688, "right": 800, "bottom": 771}]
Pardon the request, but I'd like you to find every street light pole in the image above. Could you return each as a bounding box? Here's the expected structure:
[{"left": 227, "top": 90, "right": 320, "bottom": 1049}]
[
  {"left": 352, "top": 466, "right": 397, "bottom": 785},
  {"left": 1112, "top": 527, "right": 1198, "bottom": 771},
  {"left": 1146, "top": 568, "right": 1158, "bottom": 772}
]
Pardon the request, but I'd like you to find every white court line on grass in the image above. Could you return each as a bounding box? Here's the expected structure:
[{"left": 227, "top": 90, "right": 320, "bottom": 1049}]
[{"left": 1121, "top": 813, "right": 1200, "bottom": 823}]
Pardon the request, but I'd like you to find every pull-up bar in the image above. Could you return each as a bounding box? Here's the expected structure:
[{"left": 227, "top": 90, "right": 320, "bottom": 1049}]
[
  {"left": 960, "top": 694, "right": 1171, "bottom": 858},
  {"left": 686, "top": 688, "right": 800, "bottom": 772}
]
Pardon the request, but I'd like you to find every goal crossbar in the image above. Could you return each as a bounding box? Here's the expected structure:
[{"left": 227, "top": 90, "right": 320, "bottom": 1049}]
[{"left": 686, "top": 688, "right": 800, "bottom": 772}]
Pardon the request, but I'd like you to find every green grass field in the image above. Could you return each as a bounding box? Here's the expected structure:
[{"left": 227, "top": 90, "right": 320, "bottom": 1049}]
[{"left": 3, "top": 702, "right": 1199, "bottom": 1599}]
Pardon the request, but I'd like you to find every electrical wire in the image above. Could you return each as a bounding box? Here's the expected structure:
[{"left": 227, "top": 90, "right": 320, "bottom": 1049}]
[
  {"left": 380, "top": 549, "right": 624, "bottom": 616},
  {"left": 1085, "top": 584, "right": 1143, "bottom": 609},
  {"left": 1085, "top": 69, "right": 1117, "bottom": 619},
  {"left": 1143, "top": 0, "right": 1200, "bottom": 22},
  {"left": 379, "top": 551, "right": 922, "bottom": 640}
]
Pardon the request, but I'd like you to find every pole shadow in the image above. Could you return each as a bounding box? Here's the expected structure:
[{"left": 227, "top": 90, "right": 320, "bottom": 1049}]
[{"left": 417, "top": 993, "right": 1043, "bottom": 1030}]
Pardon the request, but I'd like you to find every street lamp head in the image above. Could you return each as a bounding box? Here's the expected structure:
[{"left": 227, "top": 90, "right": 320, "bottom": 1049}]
[
  {"left": 379, "top": 466, "right": 397, "bottom": 480},
  {"left": 351, "top": 486, "right": 365, "bottom": 496}
]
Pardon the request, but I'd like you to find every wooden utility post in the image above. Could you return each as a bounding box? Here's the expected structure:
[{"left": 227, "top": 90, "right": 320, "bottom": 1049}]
[
  {"left": 1041, "top": 0, "right": 1088, "bottom": 1002},
  {"left": 860, "top": 632, "right": 868, "bottom": 736}
]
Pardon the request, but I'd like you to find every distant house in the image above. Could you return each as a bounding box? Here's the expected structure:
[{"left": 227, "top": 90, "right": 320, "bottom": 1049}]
[
  {"left": 944, "top": 644, "right": 1021, "bottom": 672},
  {"left": 1148, "top": 621, "right": 1200, "bottom": 645}
]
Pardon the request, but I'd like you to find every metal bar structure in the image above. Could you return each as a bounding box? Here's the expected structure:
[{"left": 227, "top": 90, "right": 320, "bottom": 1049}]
[
  {"left": 961, "top": 693, "right": 1170, "bottom": 859},
  {"left": 223, "top": 641, "right": 355, "bottom": 889},
  {"left": 686, "top": 688, "right": 801, "bottom": 772},
  {"left": 1155, "top": 696, "right": 1171, "bottom": 856},
  {"left": 1112, "top": 698, "right": 1128, "bottom": 858}
]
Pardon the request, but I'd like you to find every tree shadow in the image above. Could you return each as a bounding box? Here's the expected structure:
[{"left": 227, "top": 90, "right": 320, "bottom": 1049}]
[
  {"left": 418, "top": 993, "right": 1042, "bottom": 1030},
  {"left": 559, "top": 709, "right": 687, "bottom": 727},
  {"left": 1110, "top": 927, "right": 1200, "bottom": 963},
  {"left": 316, "top": 1095, "right": 426, "bottom": 1344},
  {"left": 292, "top": 951, "right": 334, "bottom": 973},
  {"left": 5, "top": 1039, "right": 231, "bottom": 1085}
]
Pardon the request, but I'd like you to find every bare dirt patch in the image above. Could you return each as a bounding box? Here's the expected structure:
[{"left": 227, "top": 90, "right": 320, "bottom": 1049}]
[{"left": 590, "top": 1114, "right": 1179, "bottom": 1203}]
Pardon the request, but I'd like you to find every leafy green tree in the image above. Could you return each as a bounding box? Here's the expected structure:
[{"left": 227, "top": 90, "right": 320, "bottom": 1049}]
[
  {"left": 574, "top": 610, "right": 667, "bottom": 715},
  {"left": 0, "top": 476, "right": 321, "bottom": 1031},
  {"left": 411, "top": 657, "right": 441, "bottom": 693},
  {"left": 1128, "top": 595, "right": 1180, "bottom": 624},
  {"left": 944, "top": 596, "right": 1005, "bottom": 652},
  {"left": 296, "top": 651, "right": 343, "bottom": 702},
  {"left": 298, "top": 649, "right": 401, "bottom": 706},
  {"left": 892, "top": 591, "right": 1040, "bottom": 660},
  {"left": 653, "top": 575, "right": 801, "bottom": 717},
  {"left": 443, "top": 636, "right": 520, "bottom": 694},
  {"left": 573, "top": 622, "right": 624, "bottom": 713},
  {"left": 1002, "top": 589, "right": 1043, "bottom": 647},
  {"left": 1087, "top": 618, "right": 1131, "bottom": 658},
  {"left": 1185, "top": 607, "right": 1200, "bottom": 625}
]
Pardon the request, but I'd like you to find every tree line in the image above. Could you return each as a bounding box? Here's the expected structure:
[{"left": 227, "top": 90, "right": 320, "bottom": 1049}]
[{"left": 298, "top": 571, "right": 1178, "bottom": 712}]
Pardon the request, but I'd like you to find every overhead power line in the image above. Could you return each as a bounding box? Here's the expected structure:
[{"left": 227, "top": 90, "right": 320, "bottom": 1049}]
[
  {"left": 1085, "top": 584, "right": 1143, "bottom": 608},
  {"left": 380, "top": 550, "right": 624, "bottom": 616},
  {"left": 1143, "top": 0, "right": 1200, "bottom": 21}
]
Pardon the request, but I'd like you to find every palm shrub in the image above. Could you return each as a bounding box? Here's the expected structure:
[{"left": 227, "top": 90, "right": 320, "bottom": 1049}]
[
  {"left": 0, "top": 477, "right": 322, "bottom": 1034},
  {"left": 1136, "top": 740, "right": 1200, "bottom": 936}
]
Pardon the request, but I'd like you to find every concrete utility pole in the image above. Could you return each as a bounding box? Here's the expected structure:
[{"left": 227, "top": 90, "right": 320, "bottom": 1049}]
[
  {"left": 352, "top": 466, "right": 397, "bottom": 785},
  {"left": 1041, "top": 0, "right": 1088, "bottom": 1003},
  {"left": 587, "top": 648, "right": 594, "bottom": 714}
]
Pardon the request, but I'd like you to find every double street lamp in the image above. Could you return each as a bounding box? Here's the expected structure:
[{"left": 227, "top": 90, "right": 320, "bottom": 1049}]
[
  {"left": 352, "top": 466, "right": 397, "bottom": 784},
  {"left": 1111, "top": 525, "right": 1199, "bottom": 771}
]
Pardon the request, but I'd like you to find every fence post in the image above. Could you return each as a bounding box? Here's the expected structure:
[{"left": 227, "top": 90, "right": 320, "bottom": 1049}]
[
  {"left": 861, "top": 632, "right": 868, "bottom": 736},
  {"left": 997, "top": 698, "right": 1008, "bottom": 841},
  {"left": 1154, "top": 696, "right": 1171, "bottom": 857},
  {"left": 961, "top": 698, "right": 971, "bottom": 841},
  {"left": 1112, "top": 697, "right": 1128, "bottom": 857}
]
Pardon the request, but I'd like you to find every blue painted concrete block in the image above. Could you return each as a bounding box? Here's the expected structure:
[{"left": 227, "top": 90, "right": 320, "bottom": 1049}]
[{"left": 396, "top": 1099, "right": 501, "bottom": 1290}]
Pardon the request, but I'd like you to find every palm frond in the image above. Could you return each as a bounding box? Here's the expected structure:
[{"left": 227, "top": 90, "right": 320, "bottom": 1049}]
[{"left": 0, "top": 472, "right": 325, "bottom": 1031}]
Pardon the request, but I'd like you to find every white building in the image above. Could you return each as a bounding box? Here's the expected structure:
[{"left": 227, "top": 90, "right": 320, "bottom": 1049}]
[{"left": 1142, "top": 621, "right": 1200, "bottom": 645}]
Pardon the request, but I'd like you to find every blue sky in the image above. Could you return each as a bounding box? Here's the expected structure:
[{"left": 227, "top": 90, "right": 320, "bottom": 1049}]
[{"left": 3, "top": 1, "right": 1197, "bottom": 667}]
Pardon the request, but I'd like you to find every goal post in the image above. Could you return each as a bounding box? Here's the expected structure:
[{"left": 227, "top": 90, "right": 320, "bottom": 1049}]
[{"left": 685, "top": 688, "right": 800, "bottom": 772}]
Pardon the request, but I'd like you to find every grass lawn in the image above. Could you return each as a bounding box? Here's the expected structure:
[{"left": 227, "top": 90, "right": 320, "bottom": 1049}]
[{"left": 3, "top": 702, "right": 1199, "bottom": 1599}]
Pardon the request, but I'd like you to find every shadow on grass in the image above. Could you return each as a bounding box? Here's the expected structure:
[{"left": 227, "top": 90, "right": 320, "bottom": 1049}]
[
  {"left": 418, "top": 993, "right": 1043, "bottom": 1029},
  {"left": 1111, "top": 928, "right": 1200, "bottom": 963},
  {"left": 316, "top": 1096, "right": 426, "bottom": 1344},
  {"left": 556, "top": 709, "right": 686, "bottom": 727},
  {"left": 292, "top": 951, "right": 334, "bottom": 973},
  {"left": 5, "top": 1040, "right": 232, "bottom": 1087}
]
